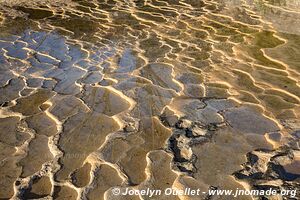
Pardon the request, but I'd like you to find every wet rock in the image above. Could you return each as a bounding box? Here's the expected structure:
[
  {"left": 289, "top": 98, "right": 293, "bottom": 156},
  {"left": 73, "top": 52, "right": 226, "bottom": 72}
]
[
  {"left": 119, "top": 146, "right": 148, "bottom": 185},
  {"left": 139, "top": 117, "right": 172, "bottom": 150},
  {"left": 176, "top": 99, "right": 224, "bottom": 125},
  {"left": 250, "top": 151, "right": 274, "bottom": 173},
  {"left": 11, "top": 89, "right": 55, "bottom": 116},
  {"left": 193, "top": 127, "right": 272, "bottom": 189},
  {"left": 195, "top": 107, "right": 224, "bottom": 125},
  {"left": 42, "top": 79, "right": 56, "bottom": 89},
  {"left": 20, "top": 88, "right": 34, "bottom": 96},
  {"left": 115, "top": 48, "right": 138, "bottom": 73},
  {"left": 183, "top": 84, "right": 205, "bottom": 98},
  {"left": 140, "top": 63, "right": 182, "bottom": 93},
  {"left": 53, "top": 67, "right": 85, "bottom": 95},
  {"left": 26, "top": 57, "right": 55, "bottom": 75},
  {"left": 99, "top": 78, "right": 115, "bottom": 86},
  {"left": 35, "top": 52, "right": 59, "bottom": 65},
  {"left": 16, "top": 7, "right": 54, "bottom": 20},
  {"left": 75, "top": 60, "right": 93, "bottom": 71},
  {"left": 5, "top": 45, "right": 28, "bottom": 59},
  {"left": 224, "top": 106, "right": 279, "bottom": 135},
  {"left": 140, "top": 34, "right": 171, "bottom": 62},
  {"left": 177, "top": 72, "right": 204, "bottom": 85},
  {"left": 114, "top": 76, "right": 151, "bottom": 91},
  {"left": 0, "top": 77, "right": 25, "bottom": 104},
  {"left": 266, "top": 132, "right": 282, "bottom": 143},
  {"left": 81, "top": 71, "right": 103, "bottom": 84},
  {"left": 188, "top": 137, "right": 210, "bottom": 146},
  {"left": 26, "top": 78, "right": 43, "bottom": 88},
  {"left": 0, "top": 69, "right": 15, "bottom": 87},
  {"left": 205, "top": 99, "right": 237, "bottom": 111},
  {"left": 182, "top": 99, "right": 206, "bottom": 112},
  {"left": 205, "top": 86, "right": 230, "bottom": 98},
  {"left": 34, "top": 33, "right": 69, "bottom": 62},
  {"left": 49, "top": 95, "right": 89, "bottom": 121},
  {"left": 270, "top": 163, "right": 300, "bottom": 181},
  {"left": 176, "top": 162, "right": 195, "bottom": 173},
  {"left": 170, "top": 99, "right": 224, "bottom": 125},
  {"left": 132, "top": 84, "right": 177, "bottom": 117}
]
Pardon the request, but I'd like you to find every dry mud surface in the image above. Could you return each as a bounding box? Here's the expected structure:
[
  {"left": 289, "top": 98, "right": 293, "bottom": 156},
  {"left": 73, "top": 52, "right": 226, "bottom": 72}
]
[{"left": 0, "top": 0, "right": 299, "bottom": 199}]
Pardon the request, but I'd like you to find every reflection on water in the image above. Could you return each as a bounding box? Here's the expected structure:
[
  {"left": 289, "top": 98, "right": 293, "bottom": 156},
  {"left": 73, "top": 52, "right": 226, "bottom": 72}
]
[{"left": 0, "top": 0, "right": 299, "bottom": 199}]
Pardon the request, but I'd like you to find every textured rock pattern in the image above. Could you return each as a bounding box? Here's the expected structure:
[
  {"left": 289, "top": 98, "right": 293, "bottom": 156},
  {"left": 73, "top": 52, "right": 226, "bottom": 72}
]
[{"left": 0, "top": 0, "right": 299, "bottom": 199}]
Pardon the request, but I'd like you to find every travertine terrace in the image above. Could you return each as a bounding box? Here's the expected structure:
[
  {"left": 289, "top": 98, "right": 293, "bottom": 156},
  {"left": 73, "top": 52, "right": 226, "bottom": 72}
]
[{"left": 0, "top": 0, "right": 299, "bottom": 199}]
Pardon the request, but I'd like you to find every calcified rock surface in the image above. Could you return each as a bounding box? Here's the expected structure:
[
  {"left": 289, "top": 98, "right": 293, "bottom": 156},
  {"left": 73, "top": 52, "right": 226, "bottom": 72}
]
[{"left": 0, "top": 0, "right": 299, "bottom": 199}]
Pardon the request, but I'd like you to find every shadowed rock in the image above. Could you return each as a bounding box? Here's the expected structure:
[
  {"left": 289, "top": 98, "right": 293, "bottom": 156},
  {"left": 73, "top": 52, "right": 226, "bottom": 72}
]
[{"left": 23, "top": 176, "right": 52, "bottom": 199}]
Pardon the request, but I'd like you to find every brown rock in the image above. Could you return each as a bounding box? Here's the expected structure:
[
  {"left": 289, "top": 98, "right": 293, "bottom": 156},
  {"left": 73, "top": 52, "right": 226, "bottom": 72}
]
[
  {"left": 0, "top": 78, "right": 25, "bottom": 104},
  {"left": 26, "top": 113, "right": 58, "bottom": 137},
  {"left": 161, "top": 107, "right": 179, "bottom": 127},
  {"left": 23, "top": 176, "right": 52, "bottom": 199},
  {"left": 71, "top": 162, "right": 92, "bottom": 188},
  {"left": 224, "top": 106, "right": 279, "bottom": 135},
  {"left": 0, "top": 116, "right": 30, "bottom": 146},
  {"left": 56, "top": 112, "right": 120, "bottom": 181},
  {"left": 87, "top": 164, "right": 123, "bottom": 200},
  {"left": 11, "top": 89, "right": 55, "bottom": 116},
  {"left": 18, "top": 135, "right": 54, "bottom": 177},
  {"left": 53, "top": 185, "right": 77, "bottom": 200},
  {"left": 81, "top": 86, "right": 131, "bottom": 116},
  {"left": 0, "top": 143, "right": 22, "bottom": 199}
]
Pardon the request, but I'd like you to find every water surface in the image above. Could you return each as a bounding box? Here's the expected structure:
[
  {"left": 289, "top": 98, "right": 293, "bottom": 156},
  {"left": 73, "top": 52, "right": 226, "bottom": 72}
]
[{"left": 0, "top": 0, "right": 299, "bottom": 199}]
